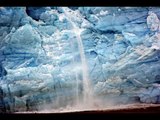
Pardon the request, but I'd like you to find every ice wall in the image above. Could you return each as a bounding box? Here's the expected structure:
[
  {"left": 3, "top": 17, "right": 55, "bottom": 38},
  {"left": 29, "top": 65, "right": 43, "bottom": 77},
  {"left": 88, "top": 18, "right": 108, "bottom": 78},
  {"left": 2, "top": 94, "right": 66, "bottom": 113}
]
[{"left": 0, "top": 7, "right": 160, "bottom": 112}]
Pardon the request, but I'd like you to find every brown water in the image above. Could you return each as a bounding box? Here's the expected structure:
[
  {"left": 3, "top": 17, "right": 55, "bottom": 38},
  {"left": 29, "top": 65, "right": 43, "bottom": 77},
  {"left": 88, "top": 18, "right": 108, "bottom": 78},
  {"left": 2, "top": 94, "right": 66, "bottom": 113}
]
[{"left": 16, "top": 103, "right": 160, "bottom": 113}]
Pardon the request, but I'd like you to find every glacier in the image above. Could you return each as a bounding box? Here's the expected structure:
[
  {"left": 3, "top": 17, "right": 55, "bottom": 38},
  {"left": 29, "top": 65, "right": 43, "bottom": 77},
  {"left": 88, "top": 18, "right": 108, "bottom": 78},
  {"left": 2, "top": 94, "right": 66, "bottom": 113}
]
[{"left": 0, "top": 7, "right": 160, "bottom": 112}]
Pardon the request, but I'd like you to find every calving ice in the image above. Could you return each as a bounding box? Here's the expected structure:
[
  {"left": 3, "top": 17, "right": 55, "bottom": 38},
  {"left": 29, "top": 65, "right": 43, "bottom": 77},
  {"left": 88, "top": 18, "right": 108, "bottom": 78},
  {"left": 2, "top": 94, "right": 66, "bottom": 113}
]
[{"left": 0, "top": 7, "right": 160, "bottom": 113}]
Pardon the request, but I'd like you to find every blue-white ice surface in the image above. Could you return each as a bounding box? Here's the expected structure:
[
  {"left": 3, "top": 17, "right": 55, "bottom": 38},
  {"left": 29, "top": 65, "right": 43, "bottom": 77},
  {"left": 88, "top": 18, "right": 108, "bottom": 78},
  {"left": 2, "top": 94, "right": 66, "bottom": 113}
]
[{"left": 0, "top": 7, "right": 160, "bottom": 111}]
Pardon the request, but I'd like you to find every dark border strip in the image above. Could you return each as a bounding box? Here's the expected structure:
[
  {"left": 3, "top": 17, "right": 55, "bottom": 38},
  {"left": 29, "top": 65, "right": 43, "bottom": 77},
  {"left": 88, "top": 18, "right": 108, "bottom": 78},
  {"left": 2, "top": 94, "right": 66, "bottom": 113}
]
[{"left": 0, "top": 0, "right": 160, "bottom": 6}]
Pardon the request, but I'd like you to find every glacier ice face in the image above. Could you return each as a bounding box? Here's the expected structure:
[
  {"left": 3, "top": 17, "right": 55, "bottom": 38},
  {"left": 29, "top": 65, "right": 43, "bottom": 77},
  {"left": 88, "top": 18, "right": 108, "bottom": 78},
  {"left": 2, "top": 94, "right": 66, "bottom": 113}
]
[{"left": 0, "top": 7, "right": 160, "bottom": 112}]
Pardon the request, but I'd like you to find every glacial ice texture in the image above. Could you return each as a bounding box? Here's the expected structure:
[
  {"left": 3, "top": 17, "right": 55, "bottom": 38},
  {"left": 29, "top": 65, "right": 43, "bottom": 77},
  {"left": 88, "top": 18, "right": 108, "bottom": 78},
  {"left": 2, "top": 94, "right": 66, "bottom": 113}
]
[{"left": 0, "top": 7, "right": 160, "bottom": 112}]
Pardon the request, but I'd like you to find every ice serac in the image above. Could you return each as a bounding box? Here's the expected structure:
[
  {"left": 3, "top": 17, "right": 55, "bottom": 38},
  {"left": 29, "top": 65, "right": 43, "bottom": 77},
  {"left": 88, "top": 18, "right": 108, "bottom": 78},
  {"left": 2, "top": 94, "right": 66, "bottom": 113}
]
[{"left": 0, "top": 7, "right": 160, "bottom": 112}]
